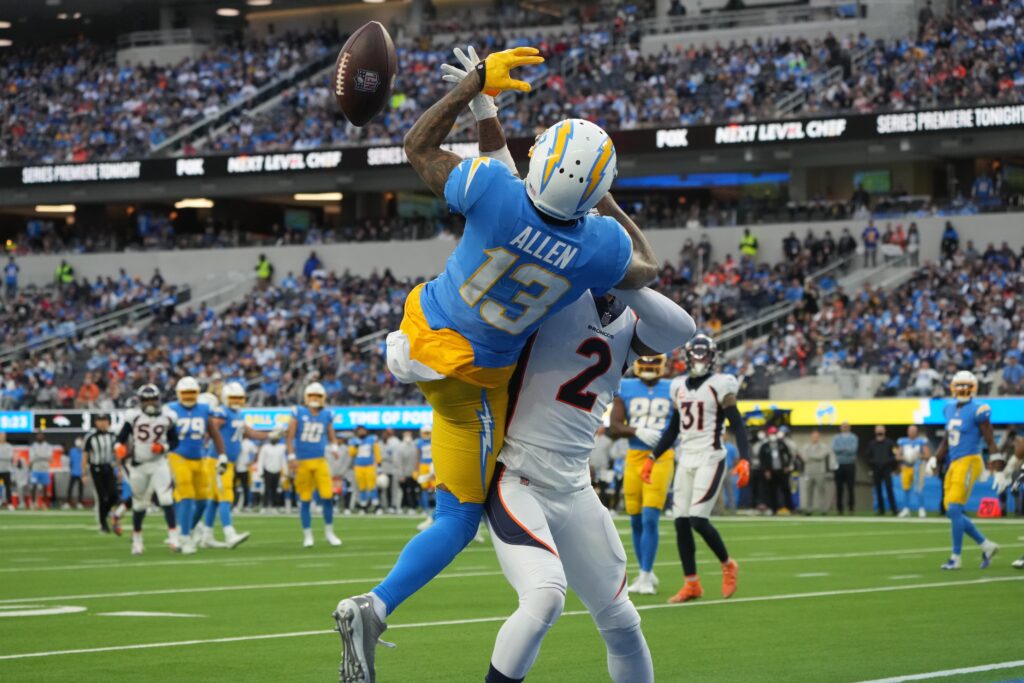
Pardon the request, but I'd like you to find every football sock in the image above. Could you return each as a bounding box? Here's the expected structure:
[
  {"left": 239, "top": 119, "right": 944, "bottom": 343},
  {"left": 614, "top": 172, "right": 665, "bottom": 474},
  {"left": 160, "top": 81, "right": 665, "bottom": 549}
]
[
  {"left": 178, "top": 498, "right": 195, "bottom": 535},
  {"left": 218, "top": 501, "right": 231, "bottom": 527},
  {"left": 162, "top": 505, "right": 176, "bottom": 530},
  {"left": 132, "top": 509, "right": 145, "bottom": 533},
  {"left": 489, "top": 581, "right": 565, "bottom": 680},
  {"left": 674, "top": 517, "right": 698, "bottom": 577},
  {"left": 486, "top": 663, "right": 524, "bottom": 683},
  {"left": 690, "top": 516, "right": 729, "bottom": 564},
  {"left": 322, "top": 499, "right": 334, "bottom": 525},
  {"left": 192, "top": 500, "right": 205, "bottom": 530},
  {"left": 640, "top": 507, "right": 660, "bottom": 572},
  {"left": 372, "top": 489, "right": 481, "bottom": 616},
  {"left": 947, "top": 503, "right": 965, "bottom": 555},
  {"left": 629, "top": 514, "right": 643, "bottom": 567},
  {"left": 961, "top": 512, "right": 985, "bottom": 545},
  {"left": 300, "top": 501, "right": 312, "bottom": 529},
  {"left": 203, "top": 498, "right": 217, "bottom": 528},
  {"left": 602, "top": 624, "right": 654, "bottom": 683}
]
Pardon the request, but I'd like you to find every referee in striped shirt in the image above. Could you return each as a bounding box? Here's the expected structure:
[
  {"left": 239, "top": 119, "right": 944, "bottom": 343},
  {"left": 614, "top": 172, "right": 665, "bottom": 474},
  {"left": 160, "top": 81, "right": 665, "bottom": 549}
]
[{"left": 85, "top": 414, "right": 118, "bottom": 534}]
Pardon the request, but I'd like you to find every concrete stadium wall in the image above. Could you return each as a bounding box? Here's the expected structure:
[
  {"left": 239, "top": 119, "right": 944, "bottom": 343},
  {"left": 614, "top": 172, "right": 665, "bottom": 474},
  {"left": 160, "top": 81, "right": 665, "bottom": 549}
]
[
  {"left": 116, "top": 44, "right": 208, "bottom": 68},
  {"left": 11, "top": 213, "right": 1024, "bottom": 288}
]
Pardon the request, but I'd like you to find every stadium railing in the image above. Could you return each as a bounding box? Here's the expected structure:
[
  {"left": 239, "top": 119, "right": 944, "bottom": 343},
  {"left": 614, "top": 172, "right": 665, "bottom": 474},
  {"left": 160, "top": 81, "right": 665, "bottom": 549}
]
[
  {"left": 635, "top": 0, "right": 863, "bottom": 36},
  {"left": 117, "top": 29, "right": 212, "bottom": 49},
  {"left": 775, "top": 42, "right": 873, "bottom": 117}
]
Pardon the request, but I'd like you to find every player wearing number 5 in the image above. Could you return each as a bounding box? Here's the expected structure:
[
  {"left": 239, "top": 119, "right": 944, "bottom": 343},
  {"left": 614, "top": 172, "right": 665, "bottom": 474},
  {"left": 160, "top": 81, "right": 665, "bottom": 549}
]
[
  {"left": 927, "top": 371, "right": 1000, "bottom": 570},
  {"left": 287, "top": 382, "right": 343, "bottom": 548},
  {"left": 608, "top": 355, "right": 673, "bottom": 596},
  {"left": 166, "top": 376, "right": 228, "bottom": 555},
  {"left": 338, "top": 44, "right": 658, "bottom": 663}
]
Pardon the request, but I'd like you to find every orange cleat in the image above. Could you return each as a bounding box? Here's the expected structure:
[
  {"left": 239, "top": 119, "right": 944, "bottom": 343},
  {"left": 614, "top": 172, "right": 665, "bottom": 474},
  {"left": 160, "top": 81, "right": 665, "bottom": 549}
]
[
  {"left": 722, "top": 559, "right": 739, "bottom": 598},
  {"left": 668, "top": 580, "right": 704, "bottom": 604}
]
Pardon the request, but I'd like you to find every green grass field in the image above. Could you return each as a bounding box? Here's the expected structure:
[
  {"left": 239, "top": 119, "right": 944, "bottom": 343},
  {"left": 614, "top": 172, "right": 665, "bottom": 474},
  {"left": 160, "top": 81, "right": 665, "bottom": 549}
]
[{"left": 1, "top": 511, "right": 1022, "bottom": 682}]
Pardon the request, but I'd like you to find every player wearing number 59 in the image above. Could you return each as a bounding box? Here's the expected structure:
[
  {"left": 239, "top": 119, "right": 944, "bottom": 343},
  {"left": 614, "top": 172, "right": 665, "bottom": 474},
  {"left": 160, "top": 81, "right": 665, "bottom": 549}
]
[
  {"left": 337, "top": 43, "right": 659, "bottom": 678},
  {"left": 927, "top": 371, "right": 1000, "bottom": 570},
  {"left": 286, "top": 382, "right": 343, "bottom": 548}
]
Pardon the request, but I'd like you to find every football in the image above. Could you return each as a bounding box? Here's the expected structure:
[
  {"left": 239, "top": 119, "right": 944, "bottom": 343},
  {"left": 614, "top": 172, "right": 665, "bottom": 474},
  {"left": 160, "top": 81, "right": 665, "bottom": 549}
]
[{"left": 333, "top": 21, "right": 398, "bottom": 127}]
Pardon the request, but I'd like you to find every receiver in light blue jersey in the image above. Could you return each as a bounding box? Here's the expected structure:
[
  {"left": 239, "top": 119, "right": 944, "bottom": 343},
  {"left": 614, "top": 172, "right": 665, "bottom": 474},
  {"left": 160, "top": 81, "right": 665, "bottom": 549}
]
[
  {"left": 942, "top": 399, "right": 991, "bottom": 462},
  {"left": 291, "top": 406, "right": 335, "bottom": 460},
  {"left": 618, "top": 378, "right": 673, "bottom": 451}
]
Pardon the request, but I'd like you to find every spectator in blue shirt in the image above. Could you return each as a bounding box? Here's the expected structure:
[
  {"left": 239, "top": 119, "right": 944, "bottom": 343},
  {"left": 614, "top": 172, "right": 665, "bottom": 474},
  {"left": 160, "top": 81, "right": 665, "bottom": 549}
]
[
  {"left": 1001, "top": 353, "right": 1024, "bottom": 395},
  {"left": 862, "top": 222, "right": 880, "bottom": 268},
  {"left": 302, "top": 251, "right": 322, "bottom": 279},
  {"left": 4, "top": 257, "right": 18, "bottom": 298}
]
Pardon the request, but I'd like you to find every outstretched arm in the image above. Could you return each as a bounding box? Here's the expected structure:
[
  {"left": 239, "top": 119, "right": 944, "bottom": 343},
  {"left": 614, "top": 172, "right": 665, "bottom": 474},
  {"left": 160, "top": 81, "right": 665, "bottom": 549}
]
[
  {"left": 597, "top": 194, "right": 658, "bottom": 289},
  {"left": 404, "top": 76, "right": 480, "bottom": 198}
]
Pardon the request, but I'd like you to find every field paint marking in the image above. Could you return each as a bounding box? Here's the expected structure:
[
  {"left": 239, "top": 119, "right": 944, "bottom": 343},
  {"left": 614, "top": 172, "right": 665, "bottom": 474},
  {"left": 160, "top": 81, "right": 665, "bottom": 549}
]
[
  {"left": 795, "top": 572, "right": 829, "bottom": 578},
  {"left": 296, "top": 563, "right": 334, "bottom": 569},
  {"left": 0, "top": 524, "right": 96, "bottom": 531},
  {"left": 1, "top": 577, "right": 1020, "bottom": 662},
  {"left": 0, "top": 606, "right": 86, "bottom": 618},
  {"left": 888, "top": 575, "right": 922, "bottom": 580},
  {"left": 98, "top": 611, "right": 204, "bottom": 618},
  {"left": 855, "top": 658, "right": 1024, "bottom": 682},
  {"left": 5, "top": 543, "right": 1023, "bottom": 605}
]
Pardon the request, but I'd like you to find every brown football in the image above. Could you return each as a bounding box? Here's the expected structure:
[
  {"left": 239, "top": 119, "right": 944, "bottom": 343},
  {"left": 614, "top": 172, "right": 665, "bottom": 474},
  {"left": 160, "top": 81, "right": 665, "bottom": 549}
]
[{"left": 333, "top": 21, "right": 397, "bottom": 127}]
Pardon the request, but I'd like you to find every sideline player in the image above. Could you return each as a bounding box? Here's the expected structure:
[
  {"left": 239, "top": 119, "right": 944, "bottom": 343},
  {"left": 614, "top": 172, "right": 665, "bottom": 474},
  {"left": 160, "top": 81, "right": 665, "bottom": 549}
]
[
  {"left": 287, "top": 382, "right": 343, "bottom": 548},
  {"left": 609, "top": 355, "right": 673, "bottom": 595},
  {"left": 897, "top": 425, "right": 930, "bottom": 518},
  {"left": 414, "top": 426, "right": 435, "bottom": 528},
  {"left": 647, "top": 335, "right": 750, "bottom": 603},
  {"left": 994, "top": 429, "right": 1024, "bottom": 567},
  {"left": 927, "top": 371, "right": 1000, "bottom": 570},
  {"left": 166, "top": 377, "right": 228, "bottom": 554},
  {"left": 115, "top": 385, "right": 179, "bottom": 555},
  {"left": 334, "top": 44, "right": 659, "bottom": 677},
  {"left": 485, "top": 284, "right": 693, "bottom": 682},
  {"left": 349, "top": 426, "right": 382, "bottom": 514}
]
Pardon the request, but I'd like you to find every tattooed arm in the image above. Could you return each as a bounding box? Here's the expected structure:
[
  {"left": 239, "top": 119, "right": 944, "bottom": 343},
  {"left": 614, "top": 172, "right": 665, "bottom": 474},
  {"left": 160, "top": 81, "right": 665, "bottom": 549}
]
[{"left": 404, "top": 75, "right": 482, "bottom": 199}]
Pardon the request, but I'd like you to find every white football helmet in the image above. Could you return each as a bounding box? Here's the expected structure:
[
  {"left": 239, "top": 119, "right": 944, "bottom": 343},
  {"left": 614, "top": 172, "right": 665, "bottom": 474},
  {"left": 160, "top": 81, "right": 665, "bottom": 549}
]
[
  {"left": 950, "top": 370, "right": 978, "bottom": 403},
  {"left": 222, "top": 381, "right": 246, "bottom": 409},
  {"left": 175, "top": 376, "right": 200, "bottom": 407},
  {"left": 525, "top": 119, "right": 616, "bottom": 221},
  {"left": 197, "top": 391, "right": 219, "bottom": 408},
  {"left": 304, "top": 382, "right": 327, "bottom": 409}
]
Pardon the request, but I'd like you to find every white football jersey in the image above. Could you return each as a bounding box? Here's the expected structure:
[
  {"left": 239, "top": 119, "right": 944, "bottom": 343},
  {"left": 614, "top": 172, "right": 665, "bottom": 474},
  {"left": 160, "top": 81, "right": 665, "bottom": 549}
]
[
  {"left": 503, "top": 291, "right": 638, "bottom": 489},
  {"left": 668, "top": 372, "right": 739, "bottom": 467},
  {"left": 122, "top": 408, "right": 176, "bottom": 464}
]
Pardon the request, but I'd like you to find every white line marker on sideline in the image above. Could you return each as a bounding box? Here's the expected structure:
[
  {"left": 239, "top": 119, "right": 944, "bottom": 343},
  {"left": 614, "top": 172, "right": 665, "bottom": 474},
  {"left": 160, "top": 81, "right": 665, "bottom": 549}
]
[
  {"left": 0, "top": 577, "right": 1019, "bottom": 661},
  {"left": 98, "top": 611, "right": 205, "bottom": 618},
  {"left": 296, "top": 563, "right": 333, "bottom": 569},
  {"left": 888, "top": 575, "right": 921, "bottom": 580},
  {"left": 796, "top": 572, "right": 829, "bottom": 578},
  {"left": 855, "top": 658, "right": 1024, "bottom": 682}
]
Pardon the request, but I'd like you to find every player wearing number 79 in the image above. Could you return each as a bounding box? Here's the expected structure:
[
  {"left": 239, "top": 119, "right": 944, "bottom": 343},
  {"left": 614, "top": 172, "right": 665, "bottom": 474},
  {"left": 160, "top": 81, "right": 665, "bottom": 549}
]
[{"left": 333, "top": 44, "right": 658, "bottom": 683}]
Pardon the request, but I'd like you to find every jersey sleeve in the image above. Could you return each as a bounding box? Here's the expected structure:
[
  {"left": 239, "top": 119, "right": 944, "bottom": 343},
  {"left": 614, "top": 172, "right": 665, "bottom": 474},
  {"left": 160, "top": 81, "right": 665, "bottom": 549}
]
[
  {"left": 714, "top": 374, "right": 741, "bottom": 398},
  {"left": 590, "top": 217, "right": 633, "bottom": 295},
  {"left": 668, "top": 376, "right": 684, "bottom": 404},
  {"left": 444, "top": 157, "right": 514, "bottom": 216},
  {"left": 975, "top": 403, "right": 992, "bottom": 424}
]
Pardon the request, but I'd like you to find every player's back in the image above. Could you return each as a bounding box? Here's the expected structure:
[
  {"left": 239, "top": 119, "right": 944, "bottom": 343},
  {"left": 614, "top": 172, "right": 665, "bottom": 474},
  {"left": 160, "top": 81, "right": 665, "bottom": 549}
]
[
  {"left": 670, "top": 372, "right": 740, "bottom": 466},
  {"left": 419, "top": 158, "right": 635, "bottom": 370},
  {"left": 293, "top": 406, "right": 332, "bottom": 460},
  {"left": 944, "top": 399, "right": 990, "bottom": 460},
  {"left": 503, "top": 291, "right": 636, "bottom": 488},
  {"left": 619, "top": 377, "right": 673, "bottom": 451},
  {"left": 166, "top": 401, "right": 210, "bottom": 459}
]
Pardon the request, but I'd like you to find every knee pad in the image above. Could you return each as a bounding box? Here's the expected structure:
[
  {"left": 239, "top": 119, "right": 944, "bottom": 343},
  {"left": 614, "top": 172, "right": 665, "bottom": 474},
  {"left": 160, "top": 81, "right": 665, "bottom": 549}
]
[
  {"left": 690, "top": 516, "right": 713, "bottom": 536},
  {"left": 593, "top": 597, "right": 641, "bottom": 636},
  {"left": 521, "top": 584, "right": 566, "bottom": 627}
]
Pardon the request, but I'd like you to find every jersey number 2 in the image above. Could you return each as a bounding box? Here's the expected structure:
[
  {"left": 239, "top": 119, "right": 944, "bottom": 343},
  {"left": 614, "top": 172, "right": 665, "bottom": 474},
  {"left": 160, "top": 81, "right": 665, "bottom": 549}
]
[{"left": 556, "top": 338, "right": 612, "bottom": 412}]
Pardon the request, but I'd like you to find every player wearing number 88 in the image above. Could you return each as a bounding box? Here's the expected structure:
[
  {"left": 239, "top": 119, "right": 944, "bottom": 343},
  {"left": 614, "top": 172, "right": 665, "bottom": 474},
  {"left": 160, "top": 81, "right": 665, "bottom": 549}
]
[{"left": 286, "top": 382, "right": 343, "bottom": 548}]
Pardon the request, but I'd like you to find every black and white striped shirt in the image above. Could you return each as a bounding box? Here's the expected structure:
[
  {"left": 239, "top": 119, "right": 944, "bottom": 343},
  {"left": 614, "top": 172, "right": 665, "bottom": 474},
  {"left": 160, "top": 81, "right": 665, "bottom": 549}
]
[{"left": 84, "top": 429, "right": 117, "bottom": 467}]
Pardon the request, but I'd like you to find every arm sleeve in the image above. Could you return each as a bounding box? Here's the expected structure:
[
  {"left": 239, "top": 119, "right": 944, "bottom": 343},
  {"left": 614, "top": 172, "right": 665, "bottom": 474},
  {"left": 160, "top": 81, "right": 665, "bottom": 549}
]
[
  {"left": 723, "top": 404, "right": 751, "bottom": 460},
  {"left": 614, "top": 287, "right": 696, "bottom": 354},
  {"left": 651, "top": 408, "right": 680, "bottom": 458},
  {"left": 443, "top": 157, "right": 510, "bottom": 216},
  {"left": 167, "top": 422, "right": 179, "bottom": 451},
  {"left": 115, "top": 422, "right": 132, "bottom": 445}
]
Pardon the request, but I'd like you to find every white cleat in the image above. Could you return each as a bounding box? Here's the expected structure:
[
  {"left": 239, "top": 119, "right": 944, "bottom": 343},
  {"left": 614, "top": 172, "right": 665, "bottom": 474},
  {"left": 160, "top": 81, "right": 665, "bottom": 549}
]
[
  {"left": 416, "top": 517, "right": 433, "bottom": 532},
  {"left": 225, "top": 531, "right": 251, "bottom": 549},
  {"left": 650, "top": 572, "right": 660, "bottom": 589},
  {"left": 940, "top": 556, "right": 961, "bottom": 570},
  {"left": 1011, "top": 556, "right": 1024, "bottom": 569},
  {"left": 918, "top": 508, "right": 927, "bottom": 518},
  {"left": 131, "top": 537, "right": 144, "bottom": 555},
  {"left": 199, "top": 535, "right": 228, "bottom": 549},
  {"left": 325, "top": 529, "right": 343, "bottom": 547},
  {"left": 179, "top": 537, "right": 197, "bottom": 555},
  {"left": 980, "top": 540, "right": 999, "bottom": 569},
  {"left": 304, "top": 530, "right": 315, "bottom": 548},
  {"left": 897, "top": 508, "right": 910, "bottom": 518},
  {"left": 634, "top": 574, "right": 657, "bottom": 595}
]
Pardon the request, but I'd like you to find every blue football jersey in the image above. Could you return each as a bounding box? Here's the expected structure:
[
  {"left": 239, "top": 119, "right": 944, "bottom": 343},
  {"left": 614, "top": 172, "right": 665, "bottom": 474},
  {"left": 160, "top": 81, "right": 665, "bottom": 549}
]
[
  {"left": 416, "top": 437, "right": 432, "bottom": 465},
  {"left": 350, "top": 436, "right": 379, "bottom": 467},
  {"left": 943, "top": 399, "right": 991, "bottom": 461},
  {"left": 618, "top": 378, "right": 673, "bottom": 450},
  {"left": 214, "top": 405, "right": 246, "bottom": 463},
  {"left": 291, "top": 406, "right": 333, "bottom": 460},
  {"left": 418, "top": 157, "right": 634, "bottom": 369},
  {"left": 166, "top": 402, "right": 213, "bottom": 460},
  {"left": 896, "top": 436, "right": 928, "bottom": 463}
]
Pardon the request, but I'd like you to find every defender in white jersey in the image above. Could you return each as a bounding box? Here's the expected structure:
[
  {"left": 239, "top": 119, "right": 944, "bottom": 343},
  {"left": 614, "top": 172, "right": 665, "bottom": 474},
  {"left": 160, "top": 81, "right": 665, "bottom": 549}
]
[
  {"left": 484, "top": 286, "right": 695, "bottom": 683},
  {"left": 115, "top": 385, "right": 180, "bottom": 555},
  {"left": 647, "top": 335, "right": 751, "bottom": 604}
]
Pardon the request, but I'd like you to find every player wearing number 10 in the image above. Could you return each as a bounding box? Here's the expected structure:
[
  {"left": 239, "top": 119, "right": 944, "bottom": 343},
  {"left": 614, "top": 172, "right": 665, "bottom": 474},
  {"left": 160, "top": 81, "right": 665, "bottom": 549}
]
[{"left": 287, "top": 382, "right": 343, "bottom": 548}]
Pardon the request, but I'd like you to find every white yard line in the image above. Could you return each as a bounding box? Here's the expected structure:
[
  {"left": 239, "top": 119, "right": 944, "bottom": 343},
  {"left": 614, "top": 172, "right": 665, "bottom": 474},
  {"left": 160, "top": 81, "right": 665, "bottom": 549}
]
[
  {"left": 855, "top": 659, "right": 1024, "bottom": 682},
  {"left": 0, "top": 576, "right": 1019, "bottom": 662}
]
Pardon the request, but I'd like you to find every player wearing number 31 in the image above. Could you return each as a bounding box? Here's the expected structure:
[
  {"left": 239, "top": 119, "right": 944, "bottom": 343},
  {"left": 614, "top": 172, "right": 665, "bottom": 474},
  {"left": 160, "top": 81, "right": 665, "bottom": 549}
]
[
  {"left": 286, "top": 382, "right": 343, "bottom": 548},
  {"left": 334, "top": 44, "right": 658, "bottom": 682},
  {"left": 926, "top": 371, "right": 1000, "bottom": 570}
]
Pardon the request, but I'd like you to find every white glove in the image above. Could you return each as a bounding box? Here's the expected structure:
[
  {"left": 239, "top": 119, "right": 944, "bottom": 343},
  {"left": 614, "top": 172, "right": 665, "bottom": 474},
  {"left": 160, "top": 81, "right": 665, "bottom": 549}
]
[
  {"left": 287, "top": 452, "right": 297, "bottom": 462},
  {"left": 267, "top": 428, "right": 283, "bottom": 440},
  {"left": 993, "top": 470, "right": 1012, "bottom": 495},
  {"left": 978, "top": 467, "right": 991, "bottom": 484},
  {"left": 634, "top": 427, "right": 664, "bottom": 449},
  {"left": 441, "top": 46, "right": 498, "bottom": 121},
  {"left": 216, "top": 454, "right": 229, "bottom": 476},
  {"left": 925, "top": 456, "right": 937, "bottom": 476}
]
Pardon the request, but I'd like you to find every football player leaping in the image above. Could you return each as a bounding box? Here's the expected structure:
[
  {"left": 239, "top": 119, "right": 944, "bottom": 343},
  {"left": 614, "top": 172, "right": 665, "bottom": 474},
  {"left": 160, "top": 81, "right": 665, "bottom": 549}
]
[
  {"left": 115, "top": 385, "right": 179, "bottom": 556},
  {"left": 485, "top": 284, "right": 694, "bottom": 682},
  {"left": 287, "top": 382, "right": 343, "bottom": 548},
  {"left": 646, "top": 335, "right": 751, "bottom": 603},
  {"left": 334, "top": 43, "right": 658, "bottom": 683}
]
